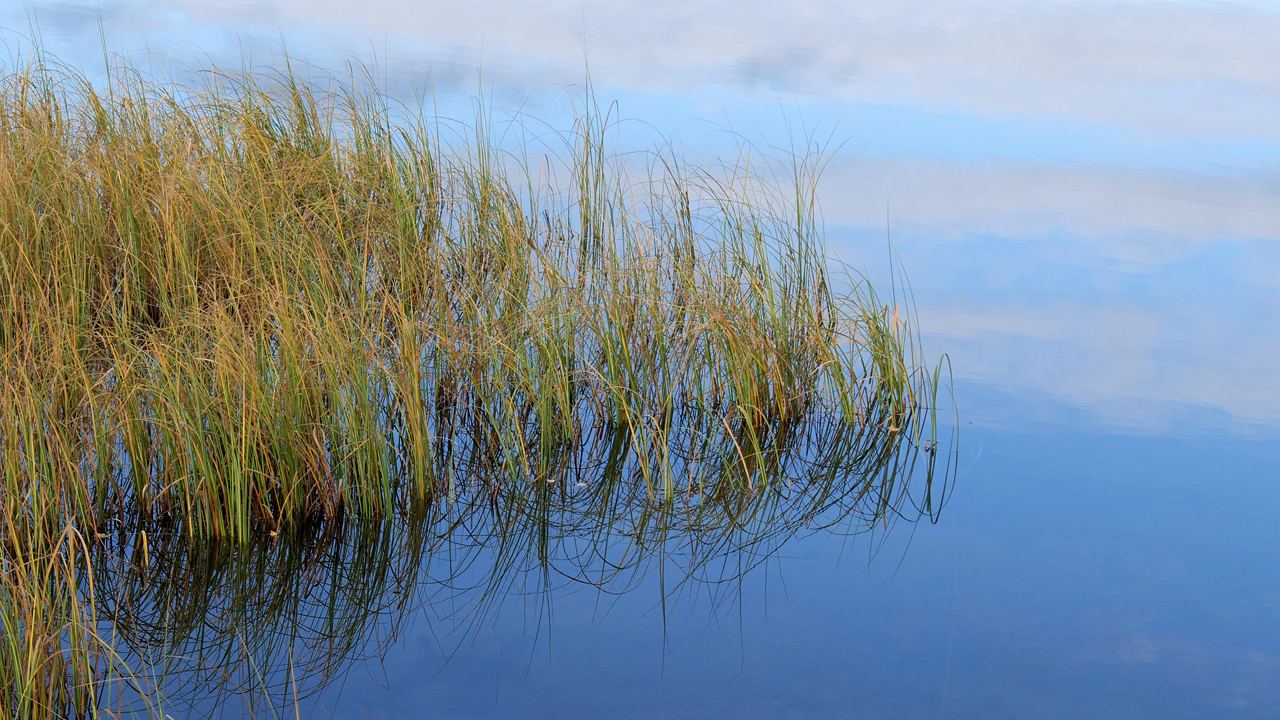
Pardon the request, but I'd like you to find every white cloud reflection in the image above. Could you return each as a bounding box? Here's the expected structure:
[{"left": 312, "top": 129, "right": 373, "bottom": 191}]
[
  {"left": 11, "top": 0, "right": 1280, "bottom": 141},
  {"left": 917, "top": 302, "right": 1280, "bottom": 436},
  {"left": 820, "top": 158, "right": 1280, "bottom": 242}
]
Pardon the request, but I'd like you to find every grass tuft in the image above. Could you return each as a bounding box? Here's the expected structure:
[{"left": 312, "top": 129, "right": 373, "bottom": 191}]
[{"left": 0, "top": 51, "right": 955, "bottom": 718}]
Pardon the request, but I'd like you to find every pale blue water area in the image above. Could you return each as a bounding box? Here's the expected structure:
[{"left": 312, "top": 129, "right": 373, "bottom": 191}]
[{"left": 6, "top": 0, "right": 1279, "bottom": 716}]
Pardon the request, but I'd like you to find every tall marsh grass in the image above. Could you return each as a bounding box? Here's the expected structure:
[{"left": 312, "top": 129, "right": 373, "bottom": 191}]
[{"left": 0, "top": 52, "right": 953, "bottom": 717}]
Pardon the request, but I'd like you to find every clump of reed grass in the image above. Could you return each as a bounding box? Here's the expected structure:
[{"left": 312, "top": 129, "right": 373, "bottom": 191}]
[
  {"left": 0, "top": 50, "right": 953, "bottom": 718},
  {"left": 0, "top": 52, "right": 948, "bottom": 536}
]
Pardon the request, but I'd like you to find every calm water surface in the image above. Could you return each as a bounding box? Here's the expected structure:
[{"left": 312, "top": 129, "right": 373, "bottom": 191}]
[{"left": 6, "top": 1, "right": 1279, "bottom": 717}]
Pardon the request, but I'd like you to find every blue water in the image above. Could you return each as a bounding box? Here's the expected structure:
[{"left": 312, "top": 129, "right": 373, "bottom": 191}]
[
  {"left": 7, "top": 1, "right": 1279, "bottom": 716},
  {"left": 310, "top": 428, "right": 1278, "bottom": 719}
]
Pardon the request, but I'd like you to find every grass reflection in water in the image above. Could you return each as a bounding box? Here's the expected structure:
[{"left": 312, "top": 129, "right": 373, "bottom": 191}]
[
  {"left": 91, "top": 414, "right": 943, "bottom": 717},
  {"left": 0, "top": 51, "right": 954, "bottom": 718}
]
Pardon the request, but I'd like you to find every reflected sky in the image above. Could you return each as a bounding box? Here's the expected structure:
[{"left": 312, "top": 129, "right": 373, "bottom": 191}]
[
  {"left": 4, "top": 1, "right": 1278, "bottom": 717},
  {"left": 14, "top": 0, "right": 1280, "bottom": 142},
  {"left": 6, "top": 0, "right": 1275, "bottom": 437}
]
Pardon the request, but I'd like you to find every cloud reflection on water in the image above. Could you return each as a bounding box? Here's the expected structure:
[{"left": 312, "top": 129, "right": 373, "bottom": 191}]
[
  {"left": 15, "top": 0, "right": 1280, "bottom": 140},
  {"left": 816, "top": 154, "right": 1280, "bottom": 436}
]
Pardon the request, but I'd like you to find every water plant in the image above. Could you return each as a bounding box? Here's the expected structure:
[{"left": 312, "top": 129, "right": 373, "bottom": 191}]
[{"left": 0, "top": 50, "right": 953, "bottom": 718}]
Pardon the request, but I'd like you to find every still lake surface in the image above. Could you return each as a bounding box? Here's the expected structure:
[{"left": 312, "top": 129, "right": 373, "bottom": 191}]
[{"left": 6, "top": 1, "right": 1280, "bottom": 717}]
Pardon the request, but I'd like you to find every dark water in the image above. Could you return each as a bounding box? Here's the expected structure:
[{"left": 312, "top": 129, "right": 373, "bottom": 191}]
[{"left": 8, "top": 1, "right": 1280, "bottom": 717}]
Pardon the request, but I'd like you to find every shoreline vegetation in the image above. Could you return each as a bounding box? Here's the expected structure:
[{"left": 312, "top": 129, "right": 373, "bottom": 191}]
[{"left": 1, "top": 52, "right": 953, "bottom": 718}]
